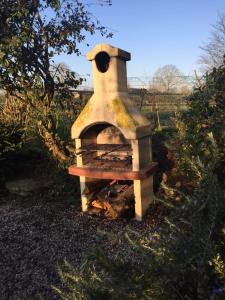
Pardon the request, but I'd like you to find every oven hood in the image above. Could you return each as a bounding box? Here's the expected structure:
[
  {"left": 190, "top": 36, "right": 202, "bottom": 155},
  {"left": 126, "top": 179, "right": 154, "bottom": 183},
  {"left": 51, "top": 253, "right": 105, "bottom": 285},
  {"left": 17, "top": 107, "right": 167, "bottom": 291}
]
[{"left": 71, "top": 44, "right": 151, "bottom": 140}]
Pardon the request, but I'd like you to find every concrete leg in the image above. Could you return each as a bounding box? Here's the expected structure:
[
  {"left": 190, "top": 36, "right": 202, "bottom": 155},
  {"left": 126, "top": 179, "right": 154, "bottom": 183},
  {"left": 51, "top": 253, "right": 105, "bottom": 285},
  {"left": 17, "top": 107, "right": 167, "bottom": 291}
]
[
  {"left": 134, "top": 176, "right": 153, "bottom": 221},
  {"left": 80, "top": 176, "right": 88, "bottom": 212}
]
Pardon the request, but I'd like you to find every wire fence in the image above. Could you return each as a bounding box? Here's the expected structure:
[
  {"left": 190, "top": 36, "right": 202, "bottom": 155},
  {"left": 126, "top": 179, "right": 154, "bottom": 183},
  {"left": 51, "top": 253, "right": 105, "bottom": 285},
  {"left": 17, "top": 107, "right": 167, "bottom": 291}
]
[
  {"left": 127, "top": 75, "right": 195, "bottom": 90},
  {"left": 78, "top": 75, "right": 196, "bottom": 91},
  {"left": 74, "top": 88, "right": 189, "bottom": 128},
  {"left": 0, "top": 76, "right": 191, "bottom": 128}
]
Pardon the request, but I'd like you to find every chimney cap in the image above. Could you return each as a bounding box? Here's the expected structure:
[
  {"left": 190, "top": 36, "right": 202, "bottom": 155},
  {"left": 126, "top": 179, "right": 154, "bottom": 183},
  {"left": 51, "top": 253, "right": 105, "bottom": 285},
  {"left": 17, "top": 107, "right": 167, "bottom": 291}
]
[{"left": 86, "top": 43, "right": 131, "bottom": 61}]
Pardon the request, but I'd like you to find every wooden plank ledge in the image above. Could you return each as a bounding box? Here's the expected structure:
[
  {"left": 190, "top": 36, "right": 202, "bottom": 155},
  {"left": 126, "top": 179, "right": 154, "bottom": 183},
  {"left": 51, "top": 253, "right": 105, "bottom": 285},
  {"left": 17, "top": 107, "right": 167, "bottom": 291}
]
[{"left": 68, "top": 162, "right": 158, "bottom": 180}]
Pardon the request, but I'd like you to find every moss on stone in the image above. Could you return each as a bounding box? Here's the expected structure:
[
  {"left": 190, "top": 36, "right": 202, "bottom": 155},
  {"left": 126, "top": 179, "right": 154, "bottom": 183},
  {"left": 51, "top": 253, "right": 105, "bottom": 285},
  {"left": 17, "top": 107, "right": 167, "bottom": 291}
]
[
  {"left": 74, "top": 101, "right": 91, "bottom": 128},
  {"left": 110, "top": 97, "right": 137, "bottom": 129}
]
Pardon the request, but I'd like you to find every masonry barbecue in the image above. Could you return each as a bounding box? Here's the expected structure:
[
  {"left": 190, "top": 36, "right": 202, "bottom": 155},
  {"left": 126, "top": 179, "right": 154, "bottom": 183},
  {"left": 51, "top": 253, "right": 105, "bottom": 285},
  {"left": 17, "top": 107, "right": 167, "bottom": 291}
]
[{"left": 68, "top": 44, "right": 157, "bottom": 221}]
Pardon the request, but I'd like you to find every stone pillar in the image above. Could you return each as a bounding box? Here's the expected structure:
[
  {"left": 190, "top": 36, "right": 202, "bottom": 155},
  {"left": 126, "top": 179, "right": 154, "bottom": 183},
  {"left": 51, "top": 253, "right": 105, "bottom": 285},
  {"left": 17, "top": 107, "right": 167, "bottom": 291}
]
[
  {"left": 75, "top": 139, "right": 87, "bottom": 211},
  {"left": 131, "top": 137, "right": 153, "bottom": 220},
  {"left": 134, "top": 177, "right": 153, "bottom": 221},
  {"left": 75, "top": 139, "right": 96, "bottom": 212},
  {"left": 79, "top": 176, "right": 88, "bottom": 212}
]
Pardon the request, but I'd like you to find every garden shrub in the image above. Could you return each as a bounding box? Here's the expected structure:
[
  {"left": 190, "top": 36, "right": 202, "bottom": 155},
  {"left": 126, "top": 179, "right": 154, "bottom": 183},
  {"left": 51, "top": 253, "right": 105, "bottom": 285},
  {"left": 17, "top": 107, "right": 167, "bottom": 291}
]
[
  {"left": 0, "top": 122, "right": 23, "bottom": 160},
  {"left": 178, "top": 59, "right": 225, "bottom": 185},
  {"left": 0, "top": 96, "right": 28, "bottom": 160},
  {"left": 0, "top": 96, "right": 27, "bottom": 183}
]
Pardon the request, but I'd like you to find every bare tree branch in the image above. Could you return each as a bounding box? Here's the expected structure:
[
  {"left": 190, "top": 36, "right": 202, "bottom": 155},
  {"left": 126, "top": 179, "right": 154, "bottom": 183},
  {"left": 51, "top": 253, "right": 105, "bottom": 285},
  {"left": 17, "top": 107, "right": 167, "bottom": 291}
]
[{"left": 199, "top": 14, "right": 225, "bottom": 71}]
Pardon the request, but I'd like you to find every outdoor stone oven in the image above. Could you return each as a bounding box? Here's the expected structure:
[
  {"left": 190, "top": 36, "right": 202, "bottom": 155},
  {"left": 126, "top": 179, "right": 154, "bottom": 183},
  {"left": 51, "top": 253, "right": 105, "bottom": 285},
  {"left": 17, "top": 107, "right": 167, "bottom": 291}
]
[{"left": 69, "top": 44, "right": 157, "bottom": 221}]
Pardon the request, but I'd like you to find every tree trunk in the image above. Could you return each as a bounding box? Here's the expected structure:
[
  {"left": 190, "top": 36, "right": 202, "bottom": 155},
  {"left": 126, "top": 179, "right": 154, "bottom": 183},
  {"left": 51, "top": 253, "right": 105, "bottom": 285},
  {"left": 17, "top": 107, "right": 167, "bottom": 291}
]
[{"left": 38, "top": 122, "right": 69, "bottom": 162}]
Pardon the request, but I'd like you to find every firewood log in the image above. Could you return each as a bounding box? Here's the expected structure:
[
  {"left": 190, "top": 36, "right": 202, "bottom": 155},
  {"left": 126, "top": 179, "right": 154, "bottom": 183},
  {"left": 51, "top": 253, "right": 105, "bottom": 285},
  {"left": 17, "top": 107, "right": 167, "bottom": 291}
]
[
  {"left": 91, "top": 199, "right": 111, "bottom": 210},
  {"left": 88, "top": 207, "right": 102, "bottom": 216},
  {"left": 107, "top": 184, "right": 134, "bottom": 218}
]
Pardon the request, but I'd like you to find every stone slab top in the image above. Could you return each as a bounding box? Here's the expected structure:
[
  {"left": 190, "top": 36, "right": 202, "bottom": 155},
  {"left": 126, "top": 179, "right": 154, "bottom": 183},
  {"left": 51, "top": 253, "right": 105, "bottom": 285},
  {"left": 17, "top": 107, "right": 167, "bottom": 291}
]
[
  {"left": 86, "top": 43, "right": 131, "bottom": 61},
  {"left": 68, "top": 162, "right": 158, "bottom": 180}
]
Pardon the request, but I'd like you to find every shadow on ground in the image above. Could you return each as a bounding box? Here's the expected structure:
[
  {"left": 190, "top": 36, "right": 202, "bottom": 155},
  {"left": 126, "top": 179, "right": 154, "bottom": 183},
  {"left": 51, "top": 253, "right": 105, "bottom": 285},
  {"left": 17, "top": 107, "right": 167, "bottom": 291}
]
[{"left": 0, "top": 186, "right": 165, "bottom": 300}]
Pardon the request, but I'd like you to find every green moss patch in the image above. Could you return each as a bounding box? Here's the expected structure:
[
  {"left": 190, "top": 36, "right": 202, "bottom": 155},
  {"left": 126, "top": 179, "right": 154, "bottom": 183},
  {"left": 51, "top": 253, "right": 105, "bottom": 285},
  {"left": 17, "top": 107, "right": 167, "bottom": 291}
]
[
  {"left": 109, "top": 97, "right": 137, "bottom": 129},
  {"left": 74, "top": 101, "right": 91, "bottom": 128}
]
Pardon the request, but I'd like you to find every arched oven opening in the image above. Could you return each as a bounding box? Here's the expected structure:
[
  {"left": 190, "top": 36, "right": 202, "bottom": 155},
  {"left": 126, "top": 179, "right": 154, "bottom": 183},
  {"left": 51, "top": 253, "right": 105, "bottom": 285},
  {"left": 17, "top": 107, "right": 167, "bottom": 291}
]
[{"left": 78, "top": 122, "right": 132, "bottom": 170}]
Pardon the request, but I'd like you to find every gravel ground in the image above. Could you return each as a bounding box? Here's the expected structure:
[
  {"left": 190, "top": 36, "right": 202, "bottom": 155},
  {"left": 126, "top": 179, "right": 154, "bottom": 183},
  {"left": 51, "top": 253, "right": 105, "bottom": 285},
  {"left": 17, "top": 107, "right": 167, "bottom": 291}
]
[{"left": 0, "top": 189, "right": 163, "bottom": 300}]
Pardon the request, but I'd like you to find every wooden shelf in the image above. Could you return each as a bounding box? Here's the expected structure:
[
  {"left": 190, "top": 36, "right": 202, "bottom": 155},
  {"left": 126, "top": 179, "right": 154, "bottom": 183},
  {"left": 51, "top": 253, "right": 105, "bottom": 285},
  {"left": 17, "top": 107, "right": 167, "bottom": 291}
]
[{"left": 68, "top": 162, "right": 158, "bottom": 180}]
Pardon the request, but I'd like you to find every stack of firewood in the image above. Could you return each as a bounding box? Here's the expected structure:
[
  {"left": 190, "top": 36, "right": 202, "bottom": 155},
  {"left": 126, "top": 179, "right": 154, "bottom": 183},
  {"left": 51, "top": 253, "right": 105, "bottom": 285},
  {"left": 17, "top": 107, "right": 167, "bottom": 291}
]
[{"left": 84, "top": 180, "right": 134, "bottom": 219}]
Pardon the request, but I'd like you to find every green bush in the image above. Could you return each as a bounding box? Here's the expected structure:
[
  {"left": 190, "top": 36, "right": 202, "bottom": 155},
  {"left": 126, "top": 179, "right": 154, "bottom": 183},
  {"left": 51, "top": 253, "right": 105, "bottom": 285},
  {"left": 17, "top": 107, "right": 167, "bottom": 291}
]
[
  {"left": 179, "top": 61, "right": 225, "bottom": 185},
  {"left": 0, "top": 122, "right": 23, "bottom": 160},
  {"left": 0, "top": 92, "right": 87, "bottom": 171},
  {"left": 0, "top": 96, "right": 26, "bottom": 161}
]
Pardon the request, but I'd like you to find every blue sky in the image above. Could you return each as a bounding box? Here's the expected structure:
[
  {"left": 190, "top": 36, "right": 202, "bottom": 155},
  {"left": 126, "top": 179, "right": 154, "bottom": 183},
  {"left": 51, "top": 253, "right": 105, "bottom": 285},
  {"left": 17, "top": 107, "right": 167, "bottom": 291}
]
[{"left": 54, "top": 0, "right": 225, "bottom": 82}]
